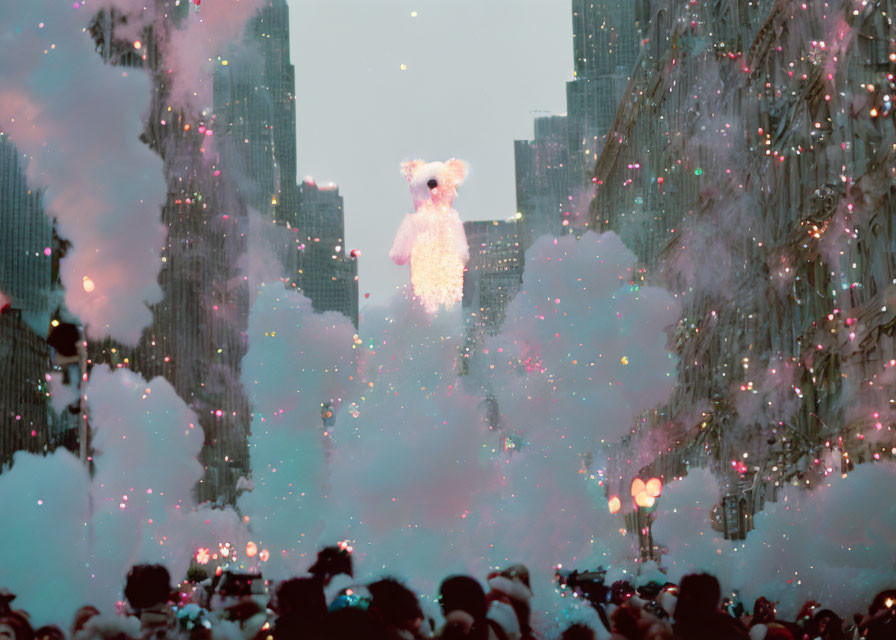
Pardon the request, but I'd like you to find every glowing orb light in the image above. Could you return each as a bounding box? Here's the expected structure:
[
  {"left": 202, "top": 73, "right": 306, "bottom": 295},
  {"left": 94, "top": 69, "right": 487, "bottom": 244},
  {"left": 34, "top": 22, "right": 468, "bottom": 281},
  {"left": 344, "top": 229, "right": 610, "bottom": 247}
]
[
  {"left": 259, "top": 549, "right": 270, "bottom": 562},
  {"left": 82, "top": 276, "right": 95, "bottom": 292},
  {"left": 246, "top": 541, "right": 258, "bottom": 558},
  {"left": 195, "top": 547, "right": 210, "bottom": 565},
  {"left": 608, "top": 495, "right": 621, "bottom": 514},
  {"left": 646, "top": 477, "right": 663, "bottom": 498},
  {"left": 634, "top": 492, "right": 656, "bottom": 508},
  {"left": 630, "top": 478, "right": 646, "bottom": 497}
]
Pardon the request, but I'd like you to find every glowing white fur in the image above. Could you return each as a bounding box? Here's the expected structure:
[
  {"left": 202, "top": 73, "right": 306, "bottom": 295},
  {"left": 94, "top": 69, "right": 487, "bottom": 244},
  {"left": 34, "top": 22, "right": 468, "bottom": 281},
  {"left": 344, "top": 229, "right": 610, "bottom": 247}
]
[{"left": 390, "top": 158, "right": 470, "bottom": 314}]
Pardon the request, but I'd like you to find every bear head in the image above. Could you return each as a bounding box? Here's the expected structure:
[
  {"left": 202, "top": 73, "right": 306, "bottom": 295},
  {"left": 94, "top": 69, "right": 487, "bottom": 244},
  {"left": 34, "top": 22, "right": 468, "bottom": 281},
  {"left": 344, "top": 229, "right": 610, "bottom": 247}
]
[{"left": 400, "top": 158, "right": 469, "bottom": 210}]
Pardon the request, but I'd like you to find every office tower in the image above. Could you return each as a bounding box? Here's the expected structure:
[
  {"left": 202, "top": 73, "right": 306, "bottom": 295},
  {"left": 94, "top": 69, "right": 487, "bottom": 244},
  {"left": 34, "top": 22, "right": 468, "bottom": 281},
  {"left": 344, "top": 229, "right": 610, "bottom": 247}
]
[
  {"left": 87, "top": 4, "right": 252, "bottom": 503},
  {"left": 567, "top": 0, "right": 644, "bottom": 186},
  {"left": 0, "top": 135, "right": 54, "bottom": 328},
  {"left": 0, "top": 135, "right": 57, "bottom": 468},
  {"left": 515, "top": 115, "right": 573, "bottom": 249},
  {"left": 588, "top": 0, "right": 896, "bottom": 534},
  {"left": 297, "top": 179, "right": 359, "bottom": 328},
  {"left": 461, "top": 219, "right": 524, "bottom": 362}
]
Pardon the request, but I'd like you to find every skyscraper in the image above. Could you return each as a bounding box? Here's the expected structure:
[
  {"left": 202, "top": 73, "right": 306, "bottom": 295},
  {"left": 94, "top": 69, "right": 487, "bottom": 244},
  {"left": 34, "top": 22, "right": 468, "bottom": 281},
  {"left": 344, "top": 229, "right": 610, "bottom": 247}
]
[
  {"left": 461, "top": 219, "right": 523, "bottom": 370},
  {"left": 513, "top": 1, "right": 644, "bottom": 250},
  {"left": 298, "top": 178, "right": 359, "bottom": 328},
  {"left": 3, "top": 1, "right": 357, "bottom": 496},
  {"left": 588, "top": 0, "right": 896, "bottom": 536},
  {"left": 0, "top": 135, "right": 54, "bottom": 328},
  {"left": 218, "top": 0, "right": 357, "bottom": 327},
  {"left": 252, "top": 0, "right": 299, "bottom": 230},
  {"left": 87, "top": 4, "right": 252, "bottom": 503},
  {"left": 0, "top": 135, "right": 57, "bottom": 469},
  {"left": 515, "top": 115, "right": 573, "bottom": 250},
  {"left": 571, "top": 0, "right": 641, "bottom": 80},
  {"left": 567, "top": 0, "right": 644, "bottom": 186}
]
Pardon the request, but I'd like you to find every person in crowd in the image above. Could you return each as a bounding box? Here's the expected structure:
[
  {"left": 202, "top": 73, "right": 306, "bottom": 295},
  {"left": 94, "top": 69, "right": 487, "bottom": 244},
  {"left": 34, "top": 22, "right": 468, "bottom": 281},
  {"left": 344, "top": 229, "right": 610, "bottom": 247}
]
[
  {"left": 558, "top": 624, "right": 595, "bottom": 640},
  {"left": 0, "top": 589, "right": 34, "bottom": 640},
  {"left": 266, "top": 577, "right": 326, "bottom": 640},
  {"left": 206, "top": 571, "right": 267, "bottom": 639},
  {"left": 123, "top": 565, "right": 176, "bottom": 640},
  {"left": 367, "top": 578, "right": 429, "bottom": 639},
  {"left": 672, "top": 573, "right": 747, "bottom": 640},
  {"left": 72, "top": 607, "right": 101, "bottom": 639},
  {"left": 857, "top": 589, "right": 896, "bottom": 640},
  {"left": 807, "top": 609, "right": 846, "bottom": 640},
  {"left": 485, "top": 565, "right": 534, "bottom": 640},
  {"left": 72, "top": 615, "right": 141, "bottom": 640},
  {"left": 437, "top": 576, "right": 503, "bottom": 640},
  {"left": 2, "top": 562, "right": 894, "bottom": 640},
  {"left": 308, "top": 546, "right": 353, "bottom": 589},
  {"left": 325, "top": 607, "right": 389, "bottom": 640},
  {"left": 32, "top": 627, "right": 64, "bottom": 640},
  {"left": 607, "top": 594, "right": 672, "bottom": 640},
  {"left": 750, "top": 597, "right": 777, "bottom": 628},
  {"left": 605, "top": 581, "right": 636, "bottom": 623}
]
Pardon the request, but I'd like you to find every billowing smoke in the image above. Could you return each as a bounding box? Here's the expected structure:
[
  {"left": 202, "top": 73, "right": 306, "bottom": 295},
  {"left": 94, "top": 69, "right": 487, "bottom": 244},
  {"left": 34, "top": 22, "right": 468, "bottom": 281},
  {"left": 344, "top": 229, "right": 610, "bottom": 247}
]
[
  {"left": 237, "top": 283, "right": 357, "bottom": 573},
  {"left": 235, "top": 230, "right": 678, "bottom": 631},
  {"left": 0, "top": 449, "right": 92, "bottom": 627},
  {"left": 98, "top": 0, "right": 266, "bottom": 115},
  {"left": 0, "top": 366, "right": 246, "bottom": 626},
  {"left": 0, "top": 1, "right": 166, "bottom": 344},
  {"left": 652, "top": 462, "right": 896, "bottom": 617},
  {"left": 485, "top": 231, "right": 680, "bottom": 452}
]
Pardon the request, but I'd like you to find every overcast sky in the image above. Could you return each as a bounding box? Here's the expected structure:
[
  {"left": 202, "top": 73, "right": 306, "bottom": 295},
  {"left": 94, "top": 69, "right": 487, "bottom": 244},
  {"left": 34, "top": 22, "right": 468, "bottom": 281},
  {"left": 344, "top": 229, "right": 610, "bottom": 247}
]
[{"left": 289, "top": 0, "right": 572, "bottom": 311}]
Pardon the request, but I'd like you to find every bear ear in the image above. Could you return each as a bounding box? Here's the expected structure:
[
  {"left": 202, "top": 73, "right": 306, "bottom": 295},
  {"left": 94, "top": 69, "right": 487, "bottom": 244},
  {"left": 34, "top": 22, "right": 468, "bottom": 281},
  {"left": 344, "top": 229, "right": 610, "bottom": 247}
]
[
  {"left": 400, "top": 159, "right": 425, "bottom": 182},
  {"left": 444, "top": 158, "right": 469, "bottom": 187}
]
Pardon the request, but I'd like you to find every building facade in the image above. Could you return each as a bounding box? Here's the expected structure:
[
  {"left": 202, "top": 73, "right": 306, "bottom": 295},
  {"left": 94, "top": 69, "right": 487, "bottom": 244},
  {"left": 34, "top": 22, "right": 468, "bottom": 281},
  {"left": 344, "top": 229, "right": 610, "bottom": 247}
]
[
  {"left": 514, "top": 1, "right": 644, "bottom": 249},
  {"left": 87, "top": 4, "right": 253, "bottom": 502},
  {"left": 0, "top": 135, "right": 54, "bottom": 328},
  {"left": 297, "top": 179, "right": 359, "bottom": 328},
  {"left": 0, "top": 135, "right": 74, "bottom": 469},
  {"left": 515, "top": 115, "right": 573, "bottom": 249},
  {"left": 589, "top": 0, "right": 896, "bottom": 536},
  {"left": 460, "top": 219, "right": 524, "bottom": 372}
]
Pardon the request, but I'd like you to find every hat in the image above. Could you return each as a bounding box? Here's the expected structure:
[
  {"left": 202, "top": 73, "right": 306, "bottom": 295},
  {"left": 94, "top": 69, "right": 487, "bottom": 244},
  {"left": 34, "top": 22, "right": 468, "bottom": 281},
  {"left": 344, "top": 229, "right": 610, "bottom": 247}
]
[
  {"left": 657, "top": 590, "right": 678, "bottom": 618},
  {"left": 487, "top": 600, "right": 521, "bottom": 640},
  {"left": 487, "top": 565, "right": 533, "bottom": 604}
]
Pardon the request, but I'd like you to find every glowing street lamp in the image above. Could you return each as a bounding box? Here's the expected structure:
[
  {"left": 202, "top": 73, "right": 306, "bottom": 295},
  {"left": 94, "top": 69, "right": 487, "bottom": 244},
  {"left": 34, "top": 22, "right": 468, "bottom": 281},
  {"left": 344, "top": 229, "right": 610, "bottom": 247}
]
[{"left": 629, "top": 476, "right": 663, "bottom": 561}]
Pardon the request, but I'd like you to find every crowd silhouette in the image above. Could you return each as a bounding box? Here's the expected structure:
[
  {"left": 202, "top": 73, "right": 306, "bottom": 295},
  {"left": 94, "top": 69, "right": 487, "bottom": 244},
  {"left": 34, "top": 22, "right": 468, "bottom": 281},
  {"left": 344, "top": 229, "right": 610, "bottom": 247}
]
[{"left": 2, "top": 546, "right": 895, "bottom": 640}]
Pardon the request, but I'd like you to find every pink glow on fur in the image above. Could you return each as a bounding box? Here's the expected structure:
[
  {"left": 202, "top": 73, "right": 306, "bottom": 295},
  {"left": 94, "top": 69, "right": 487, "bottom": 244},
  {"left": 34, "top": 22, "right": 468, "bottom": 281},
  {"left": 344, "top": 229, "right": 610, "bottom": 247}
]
[{"left": 390, "top": 158, "right": 471, "bottom": 313}]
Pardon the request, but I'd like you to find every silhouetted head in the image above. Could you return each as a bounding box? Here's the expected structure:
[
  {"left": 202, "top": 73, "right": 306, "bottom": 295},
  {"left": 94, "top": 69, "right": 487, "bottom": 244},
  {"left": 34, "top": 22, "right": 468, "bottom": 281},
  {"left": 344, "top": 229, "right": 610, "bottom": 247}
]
[
  {"left": 367, "top": 577, "right": 422, "bottom": 632},
  {"left": 309, "top": 545, "right": 353, "bottom": 586},
  {"left": 438, "top": 575, "right": 487, "bottom": 621},
  {"left": 560, "top": 623, "right": 596, "bottom": 640},
  {"left": 274, "top": 577, "right": 326, "bottom": 623},
  {"left": 72, "top": 606, "right": 100, "bottom": 638},
  {"left": 123, "top": 564, "right": 172, "bottom": 612},
  {"left": 753, "top": 596, "right": 776, "bottom": 624},
  {"left": 675, "top": 573, "right": 721, "bottom": 618},
  {"left": 34, "top": 626, "right": 64, "bottom": 640},
  {"left": 325, "top": 607, "right": 389, "bottom": 640}
]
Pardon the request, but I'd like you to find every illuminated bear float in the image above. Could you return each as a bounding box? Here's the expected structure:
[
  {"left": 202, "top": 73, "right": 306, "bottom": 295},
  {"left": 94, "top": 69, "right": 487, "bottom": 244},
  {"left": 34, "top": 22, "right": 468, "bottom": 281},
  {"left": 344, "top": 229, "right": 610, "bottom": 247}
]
[{"left": 390, "top": 158, "right": 470, "bottom": 314}]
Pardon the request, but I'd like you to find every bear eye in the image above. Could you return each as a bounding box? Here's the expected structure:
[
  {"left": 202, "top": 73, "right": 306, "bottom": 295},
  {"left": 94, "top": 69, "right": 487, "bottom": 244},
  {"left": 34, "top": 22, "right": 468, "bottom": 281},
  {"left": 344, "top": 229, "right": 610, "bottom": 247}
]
[{"left": 427, "top": 179, "right": 438, "bottom": 190}]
